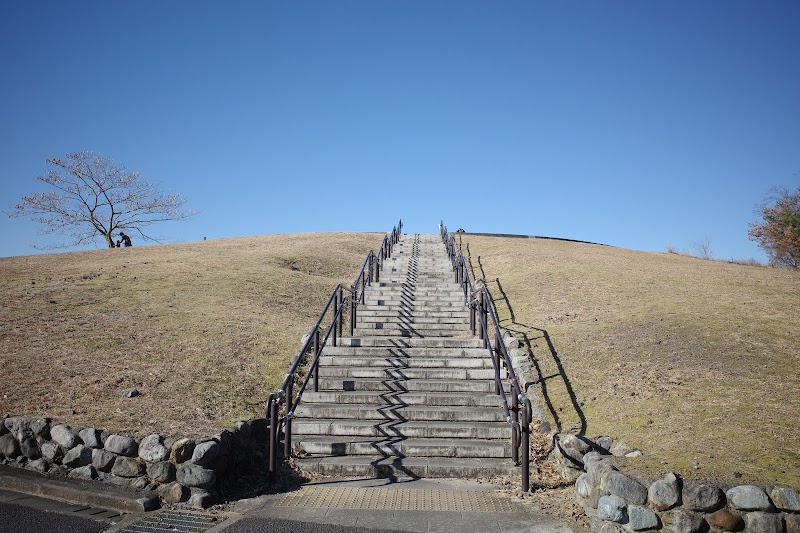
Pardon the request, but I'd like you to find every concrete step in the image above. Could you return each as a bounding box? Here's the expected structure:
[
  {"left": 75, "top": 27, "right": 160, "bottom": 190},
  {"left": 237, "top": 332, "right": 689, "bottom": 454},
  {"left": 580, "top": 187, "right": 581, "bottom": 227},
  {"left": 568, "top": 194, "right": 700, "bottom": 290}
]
[
  {"left": 358, "top": 322, "right": 469, "bottom": 331},
  {"left": 358, "top": 318, "right": 469, "bottom": 327},
  {"left": 351, "top": 328, "right": 470, "bottom": 338},
  {"left": 320, "top": 346, "right": 488, "bottom": 357},
  {"left": 315, "top": 377, "right": 509, "bottom": 393},
  {"left": 338, "top": 337, "right": 485, "bottom": 348},
  {"left": 356, "top": 309, "right": 470, "bottom": 318},
  {"left": 300, "top": 390, "right": 503, "bottom": 408},
  {"left": 294, "top": 403, "right": 507, "bottom": 422},
  {"left": 292, "top": 419, "right": 510, "bottom": 439},
  {"left": 316, "top": 367, "right": 507, "bottom": 381},
  {"left": 317, "top": 356, "right": 494, "bottom": 369},
  {"left": 294, "top": 456, "right": 520, "bottom": 478},
  {"left": 293, "top": 436, "right": 512, "bottom": 458}
]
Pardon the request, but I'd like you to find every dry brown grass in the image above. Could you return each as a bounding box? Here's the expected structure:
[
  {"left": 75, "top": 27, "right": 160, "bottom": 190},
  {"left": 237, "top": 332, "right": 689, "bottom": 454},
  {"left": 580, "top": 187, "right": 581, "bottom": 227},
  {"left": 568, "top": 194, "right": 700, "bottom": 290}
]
[
  {"left": 0, "top": 233, "right": 379, "bottom": 438},
  {"left": 459, "top": 234, "right": 800, "bottom": 490}
]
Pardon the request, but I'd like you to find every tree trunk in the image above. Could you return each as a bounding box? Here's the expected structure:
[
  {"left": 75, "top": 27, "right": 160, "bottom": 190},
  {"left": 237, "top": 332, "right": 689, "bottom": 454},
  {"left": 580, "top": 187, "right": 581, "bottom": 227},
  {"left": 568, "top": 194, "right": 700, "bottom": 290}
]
[{"left": 104, "top": 233, "right": 115, "bottom": 248}]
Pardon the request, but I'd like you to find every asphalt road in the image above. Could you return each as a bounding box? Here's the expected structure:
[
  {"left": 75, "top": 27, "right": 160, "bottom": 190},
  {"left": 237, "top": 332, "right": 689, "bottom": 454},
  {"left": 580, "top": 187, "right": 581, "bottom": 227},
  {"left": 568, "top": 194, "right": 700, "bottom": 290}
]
[{"left": 0, "top": 500, "right": 107, "bottom": 533}]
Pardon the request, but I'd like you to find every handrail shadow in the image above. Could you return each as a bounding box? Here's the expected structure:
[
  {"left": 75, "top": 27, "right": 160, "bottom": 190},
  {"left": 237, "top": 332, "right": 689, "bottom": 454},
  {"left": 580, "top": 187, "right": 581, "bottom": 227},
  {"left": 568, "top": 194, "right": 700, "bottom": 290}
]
[{"left": 465, "top": 246, "right": 586, "bottom": 437}]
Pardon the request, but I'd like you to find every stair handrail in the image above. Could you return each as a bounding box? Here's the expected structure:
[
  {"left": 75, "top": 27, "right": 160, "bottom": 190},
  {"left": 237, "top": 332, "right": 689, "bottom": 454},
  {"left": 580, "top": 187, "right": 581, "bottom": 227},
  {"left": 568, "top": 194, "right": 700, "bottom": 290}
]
[
  {"left": 265, "top": 219, "right": 402, "bottom": 480},
  {"left": 440, "top": 221, "right": 532, "bottom": 492}
]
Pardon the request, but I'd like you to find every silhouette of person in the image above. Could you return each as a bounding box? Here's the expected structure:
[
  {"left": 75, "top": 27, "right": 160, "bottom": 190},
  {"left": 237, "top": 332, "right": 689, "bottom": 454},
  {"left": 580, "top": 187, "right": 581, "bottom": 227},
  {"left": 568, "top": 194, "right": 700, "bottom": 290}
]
[{"left": 118, "top": 232, "right": 132, "bottom": 247}]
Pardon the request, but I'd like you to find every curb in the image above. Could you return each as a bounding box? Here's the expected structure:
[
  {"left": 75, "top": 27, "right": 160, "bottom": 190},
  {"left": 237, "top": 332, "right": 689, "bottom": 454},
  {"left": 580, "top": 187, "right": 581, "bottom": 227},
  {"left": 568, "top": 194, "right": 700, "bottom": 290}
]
[{"left": 0, "top": 464, "right": 158, "bottom": 514}]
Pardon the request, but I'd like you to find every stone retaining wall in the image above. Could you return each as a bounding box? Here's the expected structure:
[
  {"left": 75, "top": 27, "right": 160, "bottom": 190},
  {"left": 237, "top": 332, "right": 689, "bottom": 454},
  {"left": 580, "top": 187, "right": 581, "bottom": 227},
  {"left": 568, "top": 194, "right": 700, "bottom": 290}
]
[{"left": 0, "top": 415, "right": 268, "bottom": 509}]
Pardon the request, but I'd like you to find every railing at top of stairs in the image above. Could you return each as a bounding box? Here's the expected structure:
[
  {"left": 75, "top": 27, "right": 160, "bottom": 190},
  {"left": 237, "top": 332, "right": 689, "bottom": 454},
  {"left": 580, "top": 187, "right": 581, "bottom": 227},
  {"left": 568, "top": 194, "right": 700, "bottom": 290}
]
[
  {"left": 440, "top": 222, "right": 532, "bottom": 492},
  {"left": 264, "top": 219, "right": 402, "bottom": 481}
]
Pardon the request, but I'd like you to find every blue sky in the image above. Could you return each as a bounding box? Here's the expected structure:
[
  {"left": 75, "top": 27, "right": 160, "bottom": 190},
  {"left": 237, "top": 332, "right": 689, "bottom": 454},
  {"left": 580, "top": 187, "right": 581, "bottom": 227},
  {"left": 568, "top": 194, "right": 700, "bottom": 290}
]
[{"left": 1, "top": 1, "right": 798, "bottom": 261}]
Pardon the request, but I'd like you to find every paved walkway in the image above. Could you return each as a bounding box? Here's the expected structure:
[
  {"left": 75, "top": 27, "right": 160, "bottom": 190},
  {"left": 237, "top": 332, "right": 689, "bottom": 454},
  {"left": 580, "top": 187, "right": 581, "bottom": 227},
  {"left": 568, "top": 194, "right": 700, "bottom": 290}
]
[{"left": 211, "top": 477, "right": 574, "bottom": 533}]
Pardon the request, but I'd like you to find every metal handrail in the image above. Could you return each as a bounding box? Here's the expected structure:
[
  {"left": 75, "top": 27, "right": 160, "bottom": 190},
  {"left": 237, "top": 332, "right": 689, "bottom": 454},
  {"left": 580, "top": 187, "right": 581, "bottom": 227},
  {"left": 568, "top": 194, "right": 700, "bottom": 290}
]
[
  {"left": 265, "top": 219, "right": 402, "bottom": 480},
  {"left": 440, "top": 221, "right": 532, "bottom": 491}
]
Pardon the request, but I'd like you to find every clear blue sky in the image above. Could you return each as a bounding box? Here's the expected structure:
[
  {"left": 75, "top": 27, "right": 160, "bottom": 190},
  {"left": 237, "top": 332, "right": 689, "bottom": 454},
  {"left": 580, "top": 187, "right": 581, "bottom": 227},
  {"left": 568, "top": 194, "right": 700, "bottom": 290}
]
[{"left": 2, "top": 1, "right": 798, "bottom": 261}]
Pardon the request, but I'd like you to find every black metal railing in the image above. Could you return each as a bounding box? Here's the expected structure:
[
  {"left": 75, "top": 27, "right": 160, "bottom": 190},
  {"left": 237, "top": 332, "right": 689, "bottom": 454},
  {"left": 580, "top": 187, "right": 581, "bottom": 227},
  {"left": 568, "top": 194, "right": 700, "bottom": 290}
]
[
  {"left": 265, "top": 219, "right": 402, "bottom": 480},
  {"left": 440, "top": 222, "right": 532, "bottom": 491}
]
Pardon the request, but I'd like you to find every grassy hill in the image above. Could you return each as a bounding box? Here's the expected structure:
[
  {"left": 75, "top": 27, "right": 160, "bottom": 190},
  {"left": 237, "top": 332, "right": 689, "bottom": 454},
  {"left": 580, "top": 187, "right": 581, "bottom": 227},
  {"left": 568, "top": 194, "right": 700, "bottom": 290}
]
[
  {"left": 0, "top": 233, "right": 379, "bottom": 437},
  {"left": 458, "top": 233, "right": 799, "bottom": 490},
  {"left": 2, "top": 231, "right": 797, "bottom": 490}
]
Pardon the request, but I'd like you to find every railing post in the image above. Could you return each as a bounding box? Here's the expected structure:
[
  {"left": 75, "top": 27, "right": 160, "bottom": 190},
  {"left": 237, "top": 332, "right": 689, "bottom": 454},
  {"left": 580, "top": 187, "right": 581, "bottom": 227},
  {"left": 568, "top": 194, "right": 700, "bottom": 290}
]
[
  {"left": 313, "top": 329, "right": 320, "bottom": 392},
  {"left": 469, "top": 293, "right": 476, "bottom": 335},
  {"left": 511, "top": 392, "right": 520, "bottom": 464},
  {"left": 338, "top": 287, "right": 344, "bottom": 338},
  {"left": 522, "top": 401, "right": 531, "bottom": 492},
  {"left": 268, "top": 399, "right": 278, "bottom": 480},
  {"left": 332, "top": 292, "right": 339, "bottom": 347},
  {"left": 375, "top": 255, "right": 380, "bottom": 284},
  {"left": 478, "top": 291, "right": 486, "bottom": 343},
  {"left": 350, "top": 286, "right": 356, "bottom": 336},
  {"left": 494, "top": 334, "right": 502, "bottom": 395},
  {"left": 284, "top": 381, "right": 293, "bottom": 459}
]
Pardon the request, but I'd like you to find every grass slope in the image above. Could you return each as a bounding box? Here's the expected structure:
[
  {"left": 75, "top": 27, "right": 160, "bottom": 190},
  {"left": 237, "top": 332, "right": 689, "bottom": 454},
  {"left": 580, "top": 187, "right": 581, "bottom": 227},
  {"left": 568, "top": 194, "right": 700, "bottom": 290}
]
[
  {"left": 459, "top": 234, "right": 799, "bottom": 490},
  {"left": 0, "top": 233, "right": 379, "bottom": 437}
]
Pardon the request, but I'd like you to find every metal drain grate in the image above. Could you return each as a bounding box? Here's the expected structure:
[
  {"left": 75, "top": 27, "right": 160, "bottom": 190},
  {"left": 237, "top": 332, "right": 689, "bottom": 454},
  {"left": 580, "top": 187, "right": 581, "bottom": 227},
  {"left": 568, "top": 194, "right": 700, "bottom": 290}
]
[
  {"left": 275, "top": 487, "right": 516, "bottom": 512},
  {"left": 118, "top": 510, "right": 219, "bottom": 532}
]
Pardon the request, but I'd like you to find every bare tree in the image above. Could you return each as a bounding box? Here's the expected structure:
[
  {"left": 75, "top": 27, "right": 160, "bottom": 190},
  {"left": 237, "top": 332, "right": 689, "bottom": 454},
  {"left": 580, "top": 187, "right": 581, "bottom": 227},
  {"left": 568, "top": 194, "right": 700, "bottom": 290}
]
[{"left": 10, "top": 151, "right": 196, "bottom": 249}]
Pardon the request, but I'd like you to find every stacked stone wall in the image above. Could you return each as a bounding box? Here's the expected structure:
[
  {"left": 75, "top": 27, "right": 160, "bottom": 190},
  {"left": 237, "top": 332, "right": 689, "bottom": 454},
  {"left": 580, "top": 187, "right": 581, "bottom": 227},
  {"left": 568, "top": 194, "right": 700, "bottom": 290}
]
[{"left": 0, "top": 415, "right": 268, "bottom": 509}]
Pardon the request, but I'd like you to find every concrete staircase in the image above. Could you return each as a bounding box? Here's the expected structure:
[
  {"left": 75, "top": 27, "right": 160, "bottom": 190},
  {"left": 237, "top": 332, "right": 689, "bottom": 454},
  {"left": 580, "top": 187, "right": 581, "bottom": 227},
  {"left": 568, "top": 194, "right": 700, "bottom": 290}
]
[{"left": 292, "top": 233, "right": 518, "bottom": 478}]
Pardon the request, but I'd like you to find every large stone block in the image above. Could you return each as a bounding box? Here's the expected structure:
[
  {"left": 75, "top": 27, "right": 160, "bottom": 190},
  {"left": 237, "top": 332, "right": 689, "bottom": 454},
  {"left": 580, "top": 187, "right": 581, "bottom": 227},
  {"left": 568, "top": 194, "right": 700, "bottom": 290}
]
[
  {"left": 627, "top": 505, "right": 659, "bottom": 531},
  {"left": 596, "top": 495, "right": 627, "bottom": 523},
  {"left": 111, "top": 457, "right": 145, "bottom": 478},
  {"left": 138, "top": 434, "right": 168, "bottom": 463},
  {"left": 105, "top": 435, "right": 138, "bottom": 457},
  {"left": 648, "top": 473, "right": 681, "bottom": 511},
  {"left": 63, "top": 444, "right": 93, "bottom": 468},
  {"left": 770, "top": 486, "right": 800, "bottom": 512},
  {"left": 604, "top": 472, "right": 647, "bottom": 505},
  {"left": 726, "top": 485, "right": 773, "bottom": 512},
  {"left": 0, "top": 434, "right": 21, "bottom": 459},
  {"left": 744, "top": 512, "right": 783, "bottom": 533},
  {"left": 661, "top": 509, "right": 706, "bottom": 533},
  {"left": 683, "top": 483, "right": 725, "bottom": 512},
  {"left": 50, "top": 425, "right": 78, "bottom": 450},
  {"left": 176, "top": 464, "right": 216, "bottom": 489}
]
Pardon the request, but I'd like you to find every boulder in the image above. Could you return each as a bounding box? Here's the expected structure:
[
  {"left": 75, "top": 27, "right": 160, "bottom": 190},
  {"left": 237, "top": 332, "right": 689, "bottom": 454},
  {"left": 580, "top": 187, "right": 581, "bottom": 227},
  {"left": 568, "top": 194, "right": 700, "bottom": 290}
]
[
  {"left": 586, "top": 459, "right": 617, "bottom": 486},
  {"left": 68, "top": 465, "right": 98, "bottom": 480},
  {"left": 158, "top": 482, "right": 189, "bottom": 504},
  {"left": 78, "top": 428, "right": 102, "bottom": 448},
  {"left": 120, "top": 388, "right": 140, "bottom": 398},
  {"left": 171, "top": 438, "right": 195, "bottom": 463},
  {"left": 598, "top": 524, "right": 626, "bottom": 533},
  {"left": 63, "top": 444, "right": 93, "bottom": 468},
  {"left": 627, "top": 505, "right": 659, "bottom": 531},
  {"left": 176, "top": 464, "right": 216, "bottom": 489},
  {"left": 104, "top": 435, "right": 138, "bottom": 457},
  {"left": 0, "top": 433, "right": 21, "bottom": 459},
  {"left": 609, "top": 440, "right": 634, "bottom": 457},
  {"left": 725, "top": 485, "right": 773, "bottom": 511},
  {"left": 191, "top": 440, "right": 219, "bottom": 466},
  {"left": 50, "top": 425, "right": 78, "bottom": 449},
  {"left": 604, "top": 471, "right": 647, "bottom": 505},
  {"left": 770, "top": 486, "right": 800, "bottom": 512},
  {"left": 786, "top": 513, "right": 800, "bottom": 533},
  {"left": 40, "top": 442, "right": 63, "bottom": 464},
  {"left": 111, "top": 457, "right": 145, "bottom": 478},
  {"left": 92, "top": 449, "right": 116, "bottom": 472},
  {"left": 138, "top": 434, "right": 168, "bottom": 463},
  {"left": 575, "top": 473, "right": 592, "bottom": 499},
  {"left": 706, "top": 509, "right": 744, "bottom": 531},
  {"left": 188, "top": 488, "right": 216, "bottom": 509},
  {"left": 147, "top": 461, "right": 176, "bottom": 484},
  {"left": 661, "top": 509, "right": 706, "bottom": 533},
  {"left": 30, "top": 418, "right": 50, "bottom": 439},
  {"left": 648, "top": 473, "right": 681, "bottom": 511},
  {"left": 596, "top": 495, "right": 627, "bottom": 523},
  {"left": 744, "top": 512, "right": 783, "bottom": 533},
  {"left": 683, "top": 483, "right": 725, "bottom": 512},
  {"left": 5, "top": 417, "right": 33, "bottom": 442},
  {"left": 19, "top": 437, "right": 41, "bottom": 460},
  {"left": 27, "top": 458, "right": 50, "bottom": 473}
]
